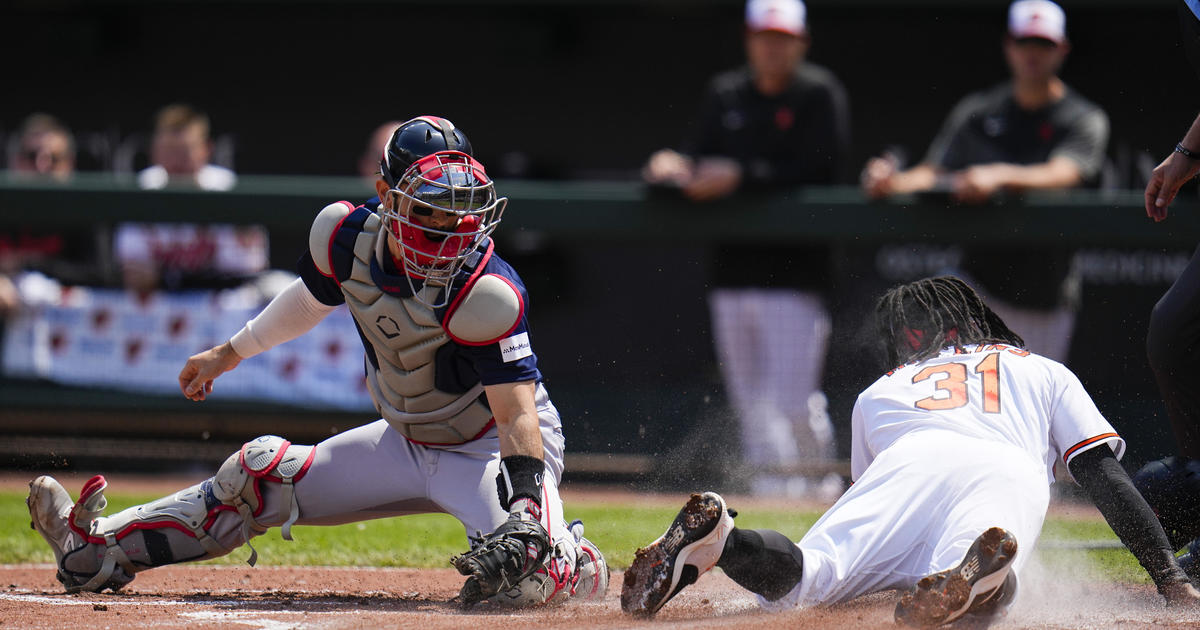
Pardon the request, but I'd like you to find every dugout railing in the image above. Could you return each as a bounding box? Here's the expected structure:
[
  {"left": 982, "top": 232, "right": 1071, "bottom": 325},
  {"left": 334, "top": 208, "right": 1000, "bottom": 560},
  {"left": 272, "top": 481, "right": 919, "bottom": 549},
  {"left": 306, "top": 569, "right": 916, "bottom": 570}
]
[{"left": 2, "top": 175, "right": 1197, "bottom": 486}]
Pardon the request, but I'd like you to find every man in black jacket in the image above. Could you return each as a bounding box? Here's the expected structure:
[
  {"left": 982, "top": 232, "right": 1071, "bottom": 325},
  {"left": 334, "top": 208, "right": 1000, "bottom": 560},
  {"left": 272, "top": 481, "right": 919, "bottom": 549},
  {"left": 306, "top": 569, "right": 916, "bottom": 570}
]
[{"left": 643, "top": 0, "right": 851, "bottom": 499}]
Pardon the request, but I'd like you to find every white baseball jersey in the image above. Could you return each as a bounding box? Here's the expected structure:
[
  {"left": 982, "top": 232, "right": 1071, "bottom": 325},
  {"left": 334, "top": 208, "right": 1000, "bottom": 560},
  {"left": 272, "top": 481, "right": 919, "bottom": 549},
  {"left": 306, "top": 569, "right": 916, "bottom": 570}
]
[
  {"left": 767, "top": 343, "right": 1123, "bottom": 610},
  {"left": 852, "top": 343, "right": 1124, "bottom": 485}
]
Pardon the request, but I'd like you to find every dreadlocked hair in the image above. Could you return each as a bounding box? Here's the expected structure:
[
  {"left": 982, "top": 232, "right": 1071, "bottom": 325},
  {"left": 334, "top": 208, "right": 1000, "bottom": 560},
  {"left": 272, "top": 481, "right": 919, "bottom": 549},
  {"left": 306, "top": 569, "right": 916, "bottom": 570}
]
[{"left": 875, "top": 276, "right": 1025, "bottom": 368}]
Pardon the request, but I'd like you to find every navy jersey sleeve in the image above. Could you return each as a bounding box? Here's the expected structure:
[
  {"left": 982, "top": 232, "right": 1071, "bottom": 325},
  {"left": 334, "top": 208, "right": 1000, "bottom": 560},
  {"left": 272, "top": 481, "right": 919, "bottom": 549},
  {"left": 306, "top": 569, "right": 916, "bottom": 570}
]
[
  {"left": 298, "top": 203, "right": 376, "bottom": 307},
  {"left": 451, "top": 254, "right": 542, "bottom": 386},
  {"left": 298, "top": 251, "right": 346, "bottom": 306}
]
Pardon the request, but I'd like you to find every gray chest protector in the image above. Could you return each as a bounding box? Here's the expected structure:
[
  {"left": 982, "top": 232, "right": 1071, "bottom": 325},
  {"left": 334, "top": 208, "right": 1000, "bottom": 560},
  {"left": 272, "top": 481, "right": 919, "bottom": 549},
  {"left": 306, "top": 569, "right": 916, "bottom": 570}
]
[{"left": 335, "top": 212, "right": 507, "bottom": 444}]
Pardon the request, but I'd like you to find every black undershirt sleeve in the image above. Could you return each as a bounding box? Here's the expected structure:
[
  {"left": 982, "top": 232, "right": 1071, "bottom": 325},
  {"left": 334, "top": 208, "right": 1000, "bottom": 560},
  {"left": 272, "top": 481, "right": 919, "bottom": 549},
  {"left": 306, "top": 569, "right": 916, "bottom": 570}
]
[{"left": 1068, "top": 446, "right": 1188, "bottom": 590}]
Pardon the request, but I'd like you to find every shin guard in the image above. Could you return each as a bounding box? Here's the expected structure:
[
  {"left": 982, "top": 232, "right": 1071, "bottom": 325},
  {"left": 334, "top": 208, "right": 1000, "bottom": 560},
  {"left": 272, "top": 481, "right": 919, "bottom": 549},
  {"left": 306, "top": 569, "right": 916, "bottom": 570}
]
[{"left": 64, "top": 435, "right": 314, "bottom": 591}]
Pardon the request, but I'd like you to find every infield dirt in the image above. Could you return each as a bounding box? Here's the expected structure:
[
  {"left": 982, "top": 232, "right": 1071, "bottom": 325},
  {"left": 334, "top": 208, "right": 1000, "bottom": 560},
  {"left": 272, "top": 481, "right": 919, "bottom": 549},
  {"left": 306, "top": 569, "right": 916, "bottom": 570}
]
[{"left": 3, "top": 474, "right": 1199, "bottom": 629}]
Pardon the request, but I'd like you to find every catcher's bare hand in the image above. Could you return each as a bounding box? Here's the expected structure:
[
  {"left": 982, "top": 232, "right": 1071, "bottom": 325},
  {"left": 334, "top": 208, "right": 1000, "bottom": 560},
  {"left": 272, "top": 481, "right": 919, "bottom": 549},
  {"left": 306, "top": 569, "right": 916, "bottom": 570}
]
[
  {"left": 451, "top": 513, "right": 550, "bottom": 607},
  {"left": 178, "top": 341, "right": 243, "bottom": 401},
  {"left": 1160, "top": 580, "right": 1200, "bottom": 607}
]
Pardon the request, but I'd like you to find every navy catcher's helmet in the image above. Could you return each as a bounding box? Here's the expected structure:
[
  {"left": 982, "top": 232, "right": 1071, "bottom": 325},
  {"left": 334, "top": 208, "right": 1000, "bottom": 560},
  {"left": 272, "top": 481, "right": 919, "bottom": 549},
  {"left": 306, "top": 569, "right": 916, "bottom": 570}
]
[{"left": 380, "top": 116, "right": 473, "bottom": 187}]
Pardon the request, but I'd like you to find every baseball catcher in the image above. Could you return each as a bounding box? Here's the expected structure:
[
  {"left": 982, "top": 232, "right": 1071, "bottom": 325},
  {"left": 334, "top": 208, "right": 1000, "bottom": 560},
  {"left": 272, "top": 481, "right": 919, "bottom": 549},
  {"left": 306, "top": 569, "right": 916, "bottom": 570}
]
[{"left": 25, "top": 116, "right": 608, "bottom": 607}]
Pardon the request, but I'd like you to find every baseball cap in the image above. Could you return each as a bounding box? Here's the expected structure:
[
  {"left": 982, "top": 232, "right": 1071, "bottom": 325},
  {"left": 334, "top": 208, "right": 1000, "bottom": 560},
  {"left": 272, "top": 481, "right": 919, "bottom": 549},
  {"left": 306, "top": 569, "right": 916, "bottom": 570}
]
[
  {"left": 745, "top": 0, "right": 807, "bottom": 37},
  {"left": 1008, "top": 0, "right": 1066, "bottom": 44}
]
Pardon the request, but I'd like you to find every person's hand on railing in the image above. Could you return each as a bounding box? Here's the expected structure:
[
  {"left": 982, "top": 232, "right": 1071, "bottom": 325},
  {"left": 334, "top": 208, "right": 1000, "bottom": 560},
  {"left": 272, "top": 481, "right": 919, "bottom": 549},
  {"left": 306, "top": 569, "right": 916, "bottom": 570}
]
[
  {"left": 643, "top": 149, "right": 694, "bottom": 188},
  {"left": 683, "top": 157, "right": 742, "bottom": 202},
  {"left": 953, "top": 164, "right": 1010, "bottom": 204},
  {"left": 861, "top": 155, "right": 900, "bottom": 199}
]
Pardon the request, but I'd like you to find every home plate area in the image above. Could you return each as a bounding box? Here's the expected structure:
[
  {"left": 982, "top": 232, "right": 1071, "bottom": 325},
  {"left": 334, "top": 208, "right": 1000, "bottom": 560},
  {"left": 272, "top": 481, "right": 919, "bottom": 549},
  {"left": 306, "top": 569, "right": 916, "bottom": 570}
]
[{"left": 4, "top": 564, "right": 1200, "bottom": 630}]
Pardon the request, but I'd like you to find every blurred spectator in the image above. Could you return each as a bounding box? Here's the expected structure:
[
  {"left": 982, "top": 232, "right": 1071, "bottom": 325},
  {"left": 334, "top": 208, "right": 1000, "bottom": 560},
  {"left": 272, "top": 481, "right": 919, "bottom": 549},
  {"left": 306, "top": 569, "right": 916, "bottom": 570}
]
[
  {"left": 2, "top": 114, "right": 101, "bottom": 288},
  {"left": 359, "top": 120, "right": 403, "bottom": 179},
  {"left": 644, "top": 0, "right": 849, "bottom": 198},
  {"left": 117, "top": 105, "right": 272, "bottom": 294},
  {"left": 860, "top": 0, "right": 1109, "bottom": 362},
  {"left": 136, "top": 104, "right": 236, "bottom": 191},
  {"left": 114, "top": 223, "right": 270, "bottom": 293},
  {"left": 7, "top": 113, "right": 75, "bottom": 181},
  {"left": 861, "top": 0, "right": 1107, "bottom": 202},
  {"left": 644, "top": 0, "right": 850, "bottom": 498},
  {"left": 2, "top": 115, "right": 80, "bottom": 361},
  {"left": 0, "top": 271, "right": 15, "bottom": 319},
  {"left": 3, "top": 116, "right": 83, "bottom": 280}
]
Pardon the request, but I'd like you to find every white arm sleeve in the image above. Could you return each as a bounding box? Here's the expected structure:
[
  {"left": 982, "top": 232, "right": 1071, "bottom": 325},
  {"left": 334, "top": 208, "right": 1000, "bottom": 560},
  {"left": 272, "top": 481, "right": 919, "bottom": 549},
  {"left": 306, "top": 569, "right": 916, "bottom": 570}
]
[{"left": 229, "top": 277, "right": 337, "bottom": 358}]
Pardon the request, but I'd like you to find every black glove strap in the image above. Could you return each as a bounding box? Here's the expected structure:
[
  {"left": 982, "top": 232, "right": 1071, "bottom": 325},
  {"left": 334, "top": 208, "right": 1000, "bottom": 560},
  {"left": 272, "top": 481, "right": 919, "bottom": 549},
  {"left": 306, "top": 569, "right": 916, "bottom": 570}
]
[{"left": 496, "top": 455, "right": 545, "bottom": 510}]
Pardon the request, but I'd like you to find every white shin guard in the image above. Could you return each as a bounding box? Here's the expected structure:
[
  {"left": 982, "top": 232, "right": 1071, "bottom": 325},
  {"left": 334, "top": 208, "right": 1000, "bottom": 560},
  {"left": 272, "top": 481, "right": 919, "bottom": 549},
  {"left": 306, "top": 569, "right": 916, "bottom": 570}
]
[{"left": 64, "top": 435, "right": 314, "bottom": 591}]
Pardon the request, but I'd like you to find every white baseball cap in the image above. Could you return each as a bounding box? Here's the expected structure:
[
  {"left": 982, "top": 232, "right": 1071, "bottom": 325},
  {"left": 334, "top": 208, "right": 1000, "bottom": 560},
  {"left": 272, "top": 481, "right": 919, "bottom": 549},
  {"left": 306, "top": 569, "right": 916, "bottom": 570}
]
[
  {"left": 1008, "top": 0, "right": 1066, "bottom": 44},
  {"left": 745, "top": 0, "right": 807, "bottom": 37}
]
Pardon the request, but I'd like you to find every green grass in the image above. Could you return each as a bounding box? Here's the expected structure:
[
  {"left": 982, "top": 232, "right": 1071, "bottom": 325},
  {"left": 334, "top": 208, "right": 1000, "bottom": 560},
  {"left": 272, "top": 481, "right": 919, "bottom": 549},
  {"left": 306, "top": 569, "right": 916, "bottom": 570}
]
[
  {"left": 1039, "top": 517, "right": 1156, "bottom": 584},
  {"left": 4, "top": 489, "right": 1143, "bottom": 582}
]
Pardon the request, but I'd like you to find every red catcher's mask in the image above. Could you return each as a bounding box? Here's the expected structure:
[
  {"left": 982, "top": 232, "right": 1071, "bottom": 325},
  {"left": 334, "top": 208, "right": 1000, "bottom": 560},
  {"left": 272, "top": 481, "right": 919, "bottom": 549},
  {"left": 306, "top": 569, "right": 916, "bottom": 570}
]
[{"left": 378, "top": 151, "right": 507, "bottom": 308}]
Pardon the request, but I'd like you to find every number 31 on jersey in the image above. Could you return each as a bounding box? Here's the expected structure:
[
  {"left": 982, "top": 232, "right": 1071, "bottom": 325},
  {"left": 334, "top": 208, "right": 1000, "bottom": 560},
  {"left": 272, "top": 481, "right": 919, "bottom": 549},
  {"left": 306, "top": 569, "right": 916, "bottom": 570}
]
[{"left": 911, "top": 347, "right": 1028, "bottom": 414}]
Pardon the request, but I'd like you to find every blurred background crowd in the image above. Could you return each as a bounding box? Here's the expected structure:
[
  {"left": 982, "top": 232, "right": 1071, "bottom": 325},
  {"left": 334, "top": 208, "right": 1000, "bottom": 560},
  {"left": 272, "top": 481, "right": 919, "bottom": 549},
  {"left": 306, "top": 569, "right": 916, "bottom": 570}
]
[{"left": 2, "top": 0, "right": 1197, "bottom": 496}]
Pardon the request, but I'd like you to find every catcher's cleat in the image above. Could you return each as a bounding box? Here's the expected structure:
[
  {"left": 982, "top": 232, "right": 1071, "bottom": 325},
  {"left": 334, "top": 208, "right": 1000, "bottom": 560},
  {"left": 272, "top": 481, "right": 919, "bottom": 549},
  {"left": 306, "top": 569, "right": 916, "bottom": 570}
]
[
  {"left": 895, "top": 527, "right": 1019, "bottom": 628},
  {"left": 620, "top": 491, "right": 736, "bottom": 617},
  {"left": 570, "top": 520, "right": 610, "bottom": 602},
  {"left": 27, "top": 476, "right": 80, "bottom": 569},
  {"left": 27, "top": 475, "right": 133, "bottom": 593}
]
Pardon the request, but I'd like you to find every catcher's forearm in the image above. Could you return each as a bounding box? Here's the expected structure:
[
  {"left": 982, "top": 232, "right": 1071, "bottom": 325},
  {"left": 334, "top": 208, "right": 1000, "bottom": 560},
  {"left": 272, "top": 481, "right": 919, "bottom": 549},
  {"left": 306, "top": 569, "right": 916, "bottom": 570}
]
[
  {"left": 230, "top": 278, "right": 336, "bottom": 358},
  {"left": 484, "top": 382, "right": 547, "bottom": 512},
  {"left": 485, "top": 380, "right": 544, "bottom": 460},
  {"left": 1068, "top": 447, "right": 1188, "bottom": 589},
  {"left": 496, "top": 409, "right": 544, "bottom": 460},
  {"left": 494, "top": 408, "right": 545, "bottom": 511}
]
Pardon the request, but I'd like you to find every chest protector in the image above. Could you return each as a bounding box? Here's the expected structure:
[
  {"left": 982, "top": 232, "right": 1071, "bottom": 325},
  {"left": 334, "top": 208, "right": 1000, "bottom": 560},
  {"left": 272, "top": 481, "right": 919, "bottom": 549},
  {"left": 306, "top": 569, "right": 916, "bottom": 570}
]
[{"left": 340, "top": 212, "right": 495, "bottom": 445}]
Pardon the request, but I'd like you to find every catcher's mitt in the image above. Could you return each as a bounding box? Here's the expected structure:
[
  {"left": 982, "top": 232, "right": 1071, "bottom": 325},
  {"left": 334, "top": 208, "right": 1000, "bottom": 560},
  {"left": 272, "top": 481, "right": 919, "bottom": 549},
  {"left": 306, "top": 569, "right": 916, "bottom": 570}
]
[{"left": 452, "top": 513, "right": 551, "bottom": 606}]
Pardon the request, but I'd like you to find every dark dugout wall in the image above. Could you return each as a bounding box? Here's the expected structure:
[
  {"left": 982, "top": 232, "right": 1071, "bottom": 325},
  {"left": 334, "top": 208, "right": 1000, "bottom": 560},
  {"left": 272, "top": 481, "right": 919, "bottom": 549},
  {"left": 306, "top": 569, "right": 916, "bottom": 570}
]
[
  {"left": 3, "top": 0, "right": 1197, "bottom": 184},
  {"left": 4, "top": 0, "right": 1199, "bottom": 481}
]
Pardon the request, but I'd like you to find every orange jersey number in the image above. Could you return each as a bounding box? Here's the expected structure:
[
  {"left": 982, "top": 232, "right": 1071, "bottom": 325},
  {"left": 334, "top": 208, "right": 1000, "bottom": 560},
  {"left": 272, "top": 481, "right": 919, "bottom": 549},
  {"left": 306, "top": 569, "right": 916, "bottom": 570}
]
[{"left": 912, "top": 352, "right": 1002, "bottom": 414}]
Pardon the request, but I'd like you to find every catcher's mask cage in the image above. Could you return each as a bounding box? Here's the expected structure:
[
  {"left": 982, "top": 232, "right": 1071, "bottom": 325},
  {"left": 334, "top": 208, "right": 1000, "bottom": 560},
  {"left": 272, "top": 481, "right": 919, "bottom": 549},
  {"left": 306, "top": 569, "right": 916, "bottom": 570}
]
[{"left": 377, "top": 150, "right": 506, "bottom": 308}]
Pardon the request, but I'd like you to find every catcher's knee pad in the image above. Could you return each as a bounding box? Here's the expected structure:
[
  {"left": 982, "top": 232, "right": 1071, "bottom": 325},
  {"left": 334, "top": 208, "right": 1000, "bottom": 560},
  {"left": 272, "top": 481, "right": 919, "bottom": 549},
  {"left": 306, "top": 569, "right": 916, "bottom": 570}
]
[
  {"left": 69, "top": 435, "right": 315, "bottom": 591},
  {"left": 211, "top": 435, "right": 316, "bottom": 563},
  {"left": 1132, "top": 456, "right": 1200, "bottom": 549}
]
